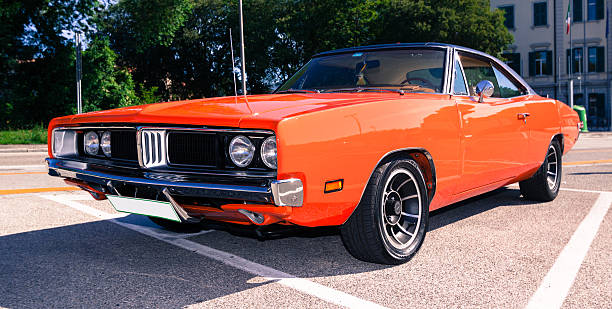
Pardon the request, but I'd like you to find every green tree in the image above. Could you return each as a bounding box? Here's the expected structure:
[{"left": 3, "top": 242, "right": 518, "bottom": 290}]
[
  {"left": 0, "top": 0, "right": 99, "bottom": 128},
  {"left": 98, "top": 0, "right": 513, "bottom": 101},
  {"left": 81, "top": 36, "right": 139, "bottom": 113}
]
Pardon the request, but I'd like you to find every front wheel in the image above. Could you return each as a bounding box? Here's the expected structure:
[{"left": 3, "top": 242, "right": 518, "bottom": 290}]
[
  {"left": 519, "top": 139, "right": 562, "bottom": 202},
  {"left": 340, "top": 159, "right": 429, "bottom": 264}
]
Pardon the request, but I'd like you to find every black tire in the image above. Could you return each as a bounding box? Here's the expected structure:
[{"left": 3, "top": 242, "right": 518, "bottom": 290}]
[
  {"left": 340, "top": 159, "right": 429, "bottom": 264},
  {"left": 519, "top": 139, "right": 562, "bottom": 202},
  {"left": 147, "top": 216, "right": 202, "bottom": 233}
]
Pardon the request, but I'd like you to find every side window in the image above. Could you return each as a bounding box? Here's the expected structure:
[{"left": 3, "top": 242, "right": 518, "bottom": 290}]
[
  {"left": 458, "top": 53, "right": 499, "bottom": 97},
  {"left": 453, "top": 60, "right": 468, "bottom": 95},
  {"left": 492, "top": 65, "right": 523, "bottom": 98},
  {"left": 458, "top": 52, "right": 525, "bottom": 99}
]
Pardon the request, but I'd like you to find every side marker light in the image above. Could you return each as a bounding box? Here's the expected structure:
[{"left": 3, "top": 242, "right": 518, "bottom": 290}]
[{"left": 324, "top": 179, "right": 344, "bottom": 193}]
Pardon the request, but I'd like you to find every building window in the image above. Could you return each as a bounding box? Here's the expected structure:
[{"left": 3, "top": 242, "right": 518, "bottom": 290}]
[
  {"left": 588, "top": 46, "right": 605, "bottom": 72},
  {"left": 499, "top": 5, "right": 515, "bottom": 29},
  {"left": 587, "top": 0, "right": 604, "bottom": 21},
  {"left": 573, "top": 0, "right": 583, "bottom": 22},
  {"left": 567, "top": 48, "right": 583, "bottom": 74},
  {"left": 534, "top": 2, "right": 548, "bottom": 26},
  {"left": 529, "top": 51, "right": 552, "bottom": 76},
  {"left": 502, "top": 53, "right": 521, "bottom": 75}
]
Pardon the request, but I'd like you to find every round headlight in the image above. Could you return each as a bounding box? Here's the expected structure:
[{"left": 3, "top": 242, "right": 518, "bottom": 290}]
[
  {"left": 100, "top": 131, "right": 111, "bottom": 157},
  {"left": 84, "top": 131, "right": 99, "bottom": 156},
  {"left": 260, "top": 136, "right": 277, "bottom": 169},
  {"left": 229, "top": 135, "right": 255, "bottom": 167}
]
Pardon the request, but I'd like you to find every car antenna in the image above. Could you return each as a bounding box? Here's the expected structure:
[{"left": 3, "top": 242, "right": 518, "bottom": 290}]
[
  {"left": 229, "top": 29, "right": 238, "bottom": 97},
  {"left": 238, "top": 0, "right": 247, "bottom": 97}
]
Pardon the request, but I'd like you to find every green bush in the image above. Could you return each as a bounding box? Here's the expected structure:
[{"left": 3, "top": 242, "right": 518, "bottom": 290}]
[{"left": 0, "top": 126, "right": 48, "bottom": 144}]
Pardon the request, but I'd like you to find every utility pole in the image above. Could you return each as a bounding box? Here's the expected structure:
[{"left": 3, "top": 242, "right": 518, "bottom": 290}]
[
  {"left": 238, "top": 0, "right": 247, "bottom": 96},
  {"left": 75, "top": 33, "right": 83, "bottom": 114}
]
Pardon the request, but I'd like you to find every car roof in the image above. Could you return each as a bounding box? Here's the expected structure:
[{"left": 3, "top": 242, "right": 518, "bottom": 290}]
[{"left": 314, "top": 42, "right": 485, "bottom": 58}]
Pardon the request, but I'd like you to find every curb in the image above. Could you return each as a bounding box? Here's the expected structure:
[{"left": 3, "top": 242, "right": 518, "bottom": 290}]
[{"left": 0, "top": 145, "right": 48, "bottom": 153}]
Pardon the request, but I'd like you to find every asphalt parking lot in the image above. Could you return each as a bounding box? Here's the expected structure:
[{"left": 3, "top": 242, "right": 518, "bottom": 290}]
[{"left": 0, "top": 134, "right": 611, "bottom": 308}]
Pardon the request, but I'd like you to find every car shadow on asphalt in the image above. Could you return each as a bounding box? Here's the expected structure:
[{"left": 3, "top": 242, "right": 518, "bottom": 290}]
[
  {"left": 0, "top": 219, "right": 273, "bottom": 308},
  {"left": 428, "top": 187, "right": 534, "bottom": 232}
]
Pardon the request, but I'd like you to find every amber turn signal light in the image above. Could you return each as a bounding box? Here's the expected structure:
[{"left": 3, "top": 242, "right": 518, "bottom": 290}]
[{"left": 324, "top": 179, "right": 344, "bottom": 193}]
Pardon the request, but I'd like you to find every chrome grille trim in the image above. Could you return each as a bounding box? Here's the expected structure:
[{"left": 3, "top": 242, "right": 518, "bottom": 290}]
[{"left": 138, "top": 129, "right": 168, "bottom": 169}]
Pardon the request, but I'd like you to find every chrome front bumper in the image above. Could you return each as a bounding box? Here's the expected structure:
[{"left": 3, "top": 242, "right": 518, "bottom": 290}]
[{"left": 46, "top": 158, "right": 303, "bottom": 207}]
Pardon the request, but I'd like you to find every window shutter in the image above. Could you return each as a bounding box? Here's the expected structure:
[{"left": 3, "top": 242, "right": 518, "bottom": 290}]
[
  {"left": 597, "top": 46, "right": 605, "bottom": 72},
  {"left": 545, "top": 51, "right": 553, "bottom": 75},
  {"left": 529, "top": 52, "right": 536, "bottom": 76},
  {"left": 573, "top": 0, "right": 583, "bottom": 22},
  {"left": 596, "top": 0, "right": 604, "bottom": 20}
]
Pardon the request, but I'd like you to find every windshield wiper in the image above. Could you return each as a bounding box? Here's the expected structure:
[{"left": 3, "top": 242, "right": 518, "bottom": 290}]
[
  {"left": 321, "top": 87, "right": 405, "bottom": 95},
  {"left": 276, "top": 88, "right": 321, "bottom": 94}
]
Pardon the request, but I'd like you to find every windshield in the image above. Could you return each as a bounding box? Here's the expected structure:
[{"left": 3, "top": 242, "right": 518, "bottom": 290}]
[{"left": 276, "top": 48, "right": 447, "bottom": 94}]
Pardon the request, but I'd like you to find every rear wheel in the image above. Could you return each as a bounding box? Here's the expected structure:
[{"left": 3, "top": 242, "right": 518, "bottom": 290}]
[
  {"left": 340, "top": 159, "right": 429, "bottom": 264},
  {"left": 519, "top": 140, "right": 562, "bottom": 202},
  {"left": 147, "top": 216, "right": 202, "bottom": 233}
]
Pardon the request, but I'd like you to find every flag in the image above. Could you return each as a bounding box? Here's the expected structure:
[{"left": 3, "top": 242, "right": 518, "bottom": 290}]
[{"left": 566, "top": 2, "right": 571, "bottom": 35}]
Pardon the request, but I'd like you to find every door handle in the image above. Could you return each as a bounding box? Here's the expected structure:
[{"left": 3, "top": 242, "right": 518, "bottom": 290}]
[{"left": 517, "top": 113, "right": 531, "bottom": 123}]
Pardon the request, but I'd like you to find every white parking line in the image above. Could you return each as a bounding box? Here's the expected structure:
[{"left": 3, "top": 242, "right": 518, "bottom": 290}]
[
  {"left": 40, "top": 194, "right": 387, "bottom": 309},
  {"left": 526, "top": 192, "right": 612, "bottom": 309}
]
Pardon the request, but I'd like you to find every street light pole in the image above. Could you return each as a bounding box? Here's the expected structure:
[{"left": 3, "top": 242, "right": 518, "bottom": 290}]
[
  {"left": 75, "top": 33, "right": 82, "bottom": 114},
  {"left": 238, "top": 0, "right": 247, "bottom": 96}
]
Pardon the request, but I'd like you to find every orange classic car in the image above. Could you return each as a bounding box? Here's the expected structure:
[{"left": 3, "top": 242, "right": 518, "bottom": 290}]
[{"left": 47, "top": 43, "right": 580, "bottom": 264}]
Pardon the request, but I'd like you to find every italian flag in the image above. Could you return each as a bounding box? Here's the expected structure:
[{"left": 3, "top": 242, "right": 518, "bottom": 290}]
[{"left": 566, "top": 2, "right": 571, "bottom": 34}]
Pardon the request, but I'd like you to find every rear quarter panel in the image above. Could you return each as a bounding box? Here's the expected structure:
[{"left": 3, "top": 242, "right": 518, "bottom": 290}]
[
  {"left": 558, "top": 101, "right": 580, "bottom": 154},
  {"left": 275, "top": 93, "right": 461, "bottom": 226},
  {"left": 525, "top": 96, "right": 561, "bottom": 171}
]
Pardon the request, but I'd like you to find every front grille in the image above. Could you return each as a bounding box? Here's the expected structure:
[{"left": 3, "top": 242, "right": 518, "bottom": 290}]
[
  {"left": 167, "top": 131, "right": 217, "bottom": 166},
  {"left": 111, "top": 130, "right": 138, "bottom": 161}
]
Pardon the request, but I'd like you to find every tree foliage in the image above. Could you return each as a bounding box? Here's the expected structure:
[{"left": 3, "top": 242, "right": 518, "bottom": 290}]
[{"left": 1, "top": 0, "right": 513, "bottom": 129}]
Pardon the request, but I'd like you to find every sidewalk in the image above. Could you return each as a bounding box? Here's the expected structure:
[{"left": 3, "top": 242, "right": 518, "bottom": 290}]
[
  {"left": 0, "top": 144, "right": 47, "bottom": 153},
  {"left": 581, "top": 132, "right": 612, "bottom": 137}
]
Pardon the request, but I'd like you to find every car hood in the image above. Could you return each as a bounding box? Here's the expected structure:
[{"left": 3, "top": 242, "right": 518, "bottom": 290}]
[{"left": 51, "top": 93, "right": 414, "bottom": 130}]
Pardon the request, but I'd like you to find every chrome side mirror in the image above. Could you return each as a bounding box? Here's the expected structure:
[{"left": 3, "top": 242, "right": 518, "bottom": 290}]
[{"left": 475, "top": 80, "right": 495, "bottom": 103}]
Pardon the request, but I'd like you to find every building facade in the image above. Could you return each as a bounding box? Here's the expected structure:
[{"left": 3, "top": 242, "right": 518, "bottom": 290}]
[{"left": 491, "top": 0, "right": 612, "bottom": 131}]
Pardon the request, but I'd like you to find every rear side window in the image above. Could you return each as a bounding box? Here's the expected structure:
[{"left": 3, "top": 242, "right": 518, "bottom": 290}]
[{"left": 458, "top": 52, "right": 525, "bottom": 98}]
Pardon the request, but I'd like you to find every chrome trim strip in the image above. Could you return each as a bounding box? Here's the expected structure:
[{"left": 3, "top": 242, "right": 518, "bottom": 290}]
[
  {"left": 53, "top": 126, "right": 273, "bottom": 135},
  {"left": 48, "top": 158, "right": 270, "bottom": 194},
  {"left": 139, "top": 126, "right": 274, "bottom": 135}
]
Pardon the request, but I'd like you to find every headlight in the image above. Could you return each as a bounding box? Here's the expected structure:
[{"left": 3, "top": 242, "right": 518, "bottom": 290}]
[
  {"left": 229, "top": 135, "right": 255, "bottom": 167},
  {"left": 100, "top": 131, "right": 111, "bottom": 157},
  {"left": 260, "top": 136, "right": 277, "bottom": 169},
  {"left": 84, "top": 131, "right": 100, "bottom": 155}
]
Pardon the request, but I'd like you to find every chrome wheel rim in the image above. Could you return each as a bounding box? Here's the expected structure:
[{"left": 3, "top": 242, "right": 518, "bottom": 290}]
[
  {"left": 546, "top": 145, "right": 558, "bottom": 191},
  {"left": 380, "top": 168, "right": 422, "bottom": 250}
]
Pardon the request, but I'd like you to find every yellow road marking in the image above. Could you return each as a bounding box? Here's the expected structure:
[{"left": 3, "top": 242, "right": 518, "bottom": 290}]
[
  {"left": 0, "top": 187, "right": 80, "bottom": 195},
  {"left": 569, "top": 149, "right": 612, "bottom": 153},
  {"left": 564, "top": 159, "right": 612, "bottom": 166},
  {"left": 0, "top": 171, "right": 47, "bottom": 176}
]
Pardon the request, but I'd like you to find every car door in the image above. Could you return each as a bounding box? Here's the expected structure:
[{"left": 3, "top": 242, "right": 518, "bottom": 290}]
[{"left": 452, "top": 51, "right": 530, "bottom": 193}]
